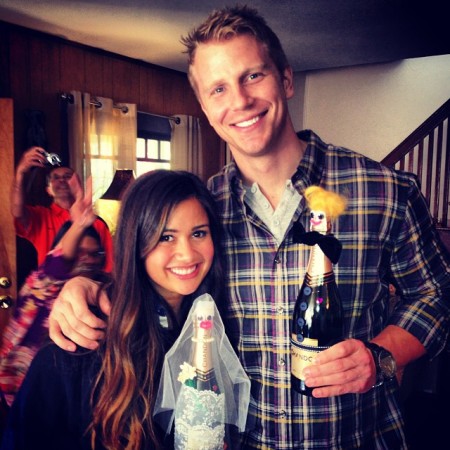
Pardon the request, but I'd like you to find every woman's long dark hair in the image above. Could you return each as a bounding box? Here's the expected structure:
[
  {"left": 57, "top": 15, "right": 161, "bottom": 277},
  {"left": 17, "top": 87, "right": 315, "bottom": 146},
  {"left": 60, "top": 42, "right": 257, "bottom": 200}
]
[{"left": 90, "top": 170, "right": 223, "bottom": 449}]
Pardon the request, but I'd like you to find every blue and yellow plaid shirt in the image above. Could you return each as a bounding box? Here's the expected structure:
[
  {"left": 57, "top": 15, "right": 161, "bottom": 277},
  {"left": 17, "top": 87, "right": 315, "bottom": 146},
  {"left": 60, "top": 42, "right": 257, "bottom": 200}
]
[{"left": 208, "top": 130, "right": 450, "bottom": 449}]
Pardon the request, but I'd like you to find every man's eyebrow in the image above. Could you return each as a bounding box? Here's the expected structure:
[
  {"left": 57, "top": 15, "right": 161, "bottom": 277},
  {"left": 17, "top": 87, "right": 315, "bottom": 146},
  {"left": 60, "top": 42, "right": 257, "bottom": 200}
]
[{"left": 202, "top": 64, "right": 269, "bottom": 94}]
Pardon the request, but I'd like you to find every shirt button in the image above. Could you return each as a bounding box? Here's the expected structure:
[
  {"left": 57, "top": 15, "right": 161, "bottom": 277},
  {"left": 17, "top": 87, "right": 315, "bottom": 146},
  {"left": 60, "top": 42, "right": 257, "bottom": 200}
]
[
  {"left": 251, "top": 186, "right": 257, "bottom": 194},
  {"left": 278, "top": 358, "right": 286, "bottom": 366},
  {"left": 276, "top": 306, "right": 284, "bottom": 314},
  {"left": 273, "top": 218, "right": 280, "bottom": 226},
  {"left": 274, "top": 257, "right": 280, "bottom": 264},
  {"left": 279, "top": 410, "right": 286, "bottom": 419}
]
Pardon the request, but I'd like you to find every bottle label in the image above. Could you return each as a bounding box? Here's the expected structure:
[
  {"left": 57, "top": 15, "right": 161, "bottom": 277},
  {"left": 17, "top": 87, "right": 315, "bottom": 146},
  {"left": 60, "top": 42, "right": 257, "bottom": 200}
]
[
  {"left": 196, "top": 367, "right": 221, "bottom": 393},
  {"left": 291, "top": 336, "right": 330, "bottom": 380},
  {"left": 175, "top": 384, "right": 225, "bottom": 450}
]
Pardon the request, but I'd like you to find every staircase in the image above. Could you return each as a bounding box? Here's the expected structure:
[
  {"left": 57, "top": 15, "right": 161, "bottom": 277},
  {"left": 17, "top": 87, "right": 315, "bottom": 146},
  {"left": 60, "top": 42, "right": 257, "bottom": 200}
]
[{"left": 381, "top": 98, "right": 450, "bottom": 252}]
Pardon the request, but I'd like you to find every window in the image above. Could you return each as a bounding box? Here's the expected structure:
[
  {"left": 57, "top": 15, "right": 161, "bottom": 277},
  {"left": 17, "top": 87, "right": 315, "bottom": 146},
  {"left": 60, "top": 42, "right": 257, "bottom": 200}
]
[
  {"left": 136, "top": 112, "right": 172, "bottom": 176},
  {"left": 89, "top": 133, "right": 115, "bottom": 199},
  {"left": 136, "top": 135, "right": 170, "bottom": 176}
]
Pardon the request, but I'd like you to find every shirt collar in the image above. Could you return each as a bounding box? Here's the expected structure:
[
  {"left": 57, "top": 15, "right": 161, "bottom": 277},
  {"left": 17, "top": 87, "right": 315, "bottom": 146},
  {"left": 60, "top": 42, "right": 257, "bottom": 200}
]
[
  {"left": 291, "top": 130, "right": 326, "bottom": 191},
  {"left": 226, "top": 130, "right": 327, "bottom": 198},
  {"left": 49, "top": 202, "right": 69, "bottom": 216}
]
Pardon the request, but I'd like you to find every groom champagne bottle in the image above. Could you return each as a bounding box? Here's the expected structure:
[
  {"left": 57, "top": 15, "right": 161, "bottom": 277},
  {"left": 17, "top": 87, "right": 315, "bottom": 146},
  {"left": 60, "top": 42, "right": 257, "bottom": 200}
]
[{"left": 291, "top": 186, "right": 346, "bottom": 396}]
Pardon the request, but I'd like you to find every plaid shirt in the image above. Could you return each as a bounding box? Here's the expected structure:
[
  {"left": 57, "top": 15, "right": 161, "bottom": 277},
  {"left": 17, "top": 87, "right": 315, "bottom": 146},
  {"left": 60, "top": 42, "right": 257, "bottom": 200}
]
[{"left": 208, "top": 130, "right": 450, "bottom": 449}]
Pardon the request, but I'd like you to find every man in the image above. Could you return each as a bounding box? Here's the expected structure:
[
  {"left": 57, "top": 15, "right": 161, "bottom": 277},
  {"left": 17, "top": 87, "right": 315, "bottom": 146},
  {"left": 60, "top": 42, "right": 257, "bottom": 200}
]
[
  {"left": 11, "top": 146, "right": 113, "bottom": 272},
  {"left": 49, "top": 5, "right": 449, "bottom": 449}
]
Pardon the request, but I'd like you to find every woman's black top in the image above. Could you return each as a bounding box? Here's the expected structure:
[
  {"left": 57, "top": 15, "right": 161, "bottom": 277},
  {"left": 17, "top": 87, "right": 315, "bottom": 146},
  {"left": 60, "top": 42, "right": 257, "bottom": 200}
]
[{"left": 0, "top": 294, "right": 193, "bottom": 450}]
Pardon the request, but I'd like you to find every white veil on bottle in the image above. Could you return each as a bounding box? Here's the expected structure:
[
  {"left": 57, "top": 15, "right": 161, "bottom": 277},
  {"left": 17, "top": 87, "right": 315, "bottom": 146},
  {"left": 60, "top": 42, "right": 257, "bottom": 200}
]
[{"left": 153, "top": 294, "right": 251, "bottom": 449}]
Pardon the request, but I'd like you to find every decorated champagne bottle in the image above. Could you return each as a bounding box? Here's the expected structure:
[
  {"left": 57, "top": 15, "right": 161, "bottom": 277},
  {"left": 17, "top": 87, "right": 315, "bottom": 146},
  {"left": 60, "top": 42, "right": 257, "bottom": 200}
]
[
  {"left": 291, "top": 186, "right": 347, "bottom": 396},
  {"left": 175, "top": 296, "right": 225, "bottom": 450},
  {"left": 189, "top": 297, "right": 221, "bottom": 393}
]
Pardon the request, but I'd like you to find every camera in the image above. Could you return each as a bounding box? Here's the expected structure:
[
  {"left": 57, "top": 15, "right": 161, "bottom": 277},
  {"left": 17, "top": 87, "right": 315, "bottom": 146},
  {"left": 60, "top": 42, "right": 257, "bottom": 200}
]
[{"left": 42, "top": 151, "right": 61, "bottom": 166}]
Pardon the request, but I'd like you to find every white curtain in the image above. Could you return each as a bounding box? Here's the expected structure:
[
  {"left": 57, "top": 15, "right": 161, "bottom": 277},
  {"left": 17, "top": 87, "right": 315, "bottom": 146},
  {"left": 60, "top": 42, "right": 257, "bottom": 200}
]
[
  {"left": 170, "top": 115, "right": 203, "bottom": 179},
  {"left": 67, "top": 90, "right": 137, "bottom": 201}
]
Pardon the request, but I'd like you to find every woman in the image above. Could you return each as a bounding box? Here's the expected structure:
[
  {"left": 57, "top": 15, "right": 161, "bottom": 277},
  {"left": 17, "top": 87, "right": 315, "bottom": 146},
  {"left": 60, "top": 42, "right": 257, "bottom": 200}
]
[
  {"left": 0, "top": 176, "right": 107, "bottom": 409},
  {"left": 1, "top": 170, "right": 223, "bottom": 450}
]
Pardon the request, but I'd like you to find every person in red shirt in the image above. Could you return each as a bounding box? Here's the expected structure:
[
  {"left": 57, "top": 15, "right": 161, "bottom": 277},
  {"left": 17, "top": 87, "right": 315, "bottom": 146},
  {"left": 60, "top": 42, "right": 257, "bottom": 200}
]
[{"left": 10, "top": 146, "right": 113, "bottom": 272}]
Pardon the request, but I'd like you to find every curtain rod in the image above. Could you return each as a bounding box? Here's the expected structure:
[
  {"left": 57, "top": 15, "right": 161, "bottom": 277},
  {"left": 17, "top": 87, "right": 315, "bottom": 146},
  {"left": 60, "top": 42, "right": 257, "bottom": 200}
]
[
  {"left": 60, "top": 92, "right": 129, "bottom": 113},
  {"left": 60, "top": 92, "right": 180, "bottom": 124},
  {"left": 138, "top": 109, "right": 181, "bottom": 125}
]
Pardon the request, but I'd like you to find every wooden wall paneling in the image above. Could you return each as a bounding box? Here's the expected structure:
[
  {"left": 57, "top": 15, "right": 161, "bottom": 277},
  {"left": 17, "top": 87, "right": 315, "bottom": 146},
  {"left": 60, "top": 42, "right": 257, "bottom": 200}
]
[
  {"left": 9, "top": 29, "right": 30, "bottom": 156},
  {"left": 145, "top": 67, "right": 164, "bottom": 114},
  {"left": 0, "top": 25, "right": 11, "bottom": 97},
  {"left": 101, "top": 54, "right": 114, "bottom": 99},
  {"left": 40, "top": 39, "right": 62, "bottom": 154},
  {"left": 161, "top": 70, "right": 174, "bottom": 115},
  {"left": 9, "top": 29, "right": 30, "bottom": 99},
  {"left": 164, "top": 71, "right": 188, "bottom": 115},
  {"left": 166, "top": 72, "right": 189, "bottom": 115},
  {"left": 162, "top": 70, "right": 178, "bottom": 113},
  {"left": 59, "top": 44, "right": 86, "bottom": 92},
  {"left": 29, "top": 38, "right": 46, "bottom": 108},
  {"left": 127, "top": 62, "right": 141, "bottom": 106},
  {"left": 112, "top": 58, "right": 139, "bottom": 104},
  {"left": 177, "top": 72, "right": 203, "bottom": 117},
  {"left": 138, "top": 65, "right": 149, "bottom": 112},
  {"left": 84, "top": 51, "right": 106, "bottom": 97}
]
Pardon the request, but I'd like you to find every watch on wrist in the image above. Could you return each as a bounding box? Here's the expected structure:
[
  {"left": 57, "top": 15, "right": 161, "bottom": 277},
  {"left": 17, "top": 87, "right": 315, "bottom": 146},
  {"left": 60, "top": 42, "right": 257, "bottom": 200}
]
[{"left": 364, "top": 342, "right": 397, "bottom": 387}]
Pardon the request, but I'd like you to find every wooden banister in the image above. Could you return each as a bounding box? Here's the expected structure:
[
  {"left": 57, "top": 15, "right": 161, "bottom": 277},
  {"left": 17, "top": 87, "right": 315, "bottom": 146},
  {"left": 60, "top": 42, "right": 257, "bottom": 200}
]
[{"left": 382, "top": 99, "right": 450, "bottom": 228}]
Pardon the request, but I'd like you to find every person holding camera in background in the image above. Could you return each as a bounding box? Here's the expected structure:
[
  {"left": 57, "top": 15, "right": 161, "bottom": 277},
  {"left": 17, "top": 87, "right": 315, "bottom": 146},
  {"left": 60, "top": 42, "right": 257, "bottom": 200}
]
[
  {"left": 10, "top": 146, "right": 113, "bottom": 273},
  {"left": 1, "top": 174, "right": 109, "bottom": 410}
]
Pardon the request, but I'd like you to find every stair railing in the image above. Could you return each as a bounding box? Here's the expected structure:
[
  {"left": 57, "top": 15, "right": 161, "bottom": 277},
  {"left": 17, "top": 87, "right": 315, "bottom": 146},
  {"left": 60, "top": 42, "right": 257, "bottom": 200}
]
[{"left": 381, "top": 99, "right": 450, "bottom": 228}]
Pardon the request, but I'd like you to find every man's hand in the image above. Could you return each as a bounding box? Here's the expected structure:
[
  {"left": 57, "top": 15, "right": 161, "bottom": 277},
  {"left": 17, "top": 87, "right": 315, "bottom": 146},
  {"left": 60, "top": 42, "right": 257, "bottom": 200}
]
[
  {"left": 68, "top": 175, "right": 96, "bottom": 227},
  {"left": 17, "top": 146, "right": 47, "bottom": 174},
  {"left": 11, "top": 147, "right": 48, "bottom": 221},
  {"left": 303, "top": 326, "right": 426, "bottom": 397},
  {"left": 302, "top": 339, "right": 376, "bottom": 397},
  {"left": 49, "top": 276, "right": 111, "bottom": 352}
]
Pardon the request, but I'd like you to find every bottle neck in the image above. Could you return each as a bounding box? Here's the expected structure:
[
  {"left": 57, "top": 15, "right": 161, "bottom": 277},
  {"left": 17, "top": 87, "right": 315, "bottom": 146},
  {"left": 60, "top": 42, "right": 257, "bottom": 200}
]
[
  {"left": 306, "top": 242, "right": 332, "bottom": 272},
  {"left": 192, "top": 325, "right": 214, "bottom": 373},
  {"left": 305, "top": 270, "right": 336, "bottom": 287}
]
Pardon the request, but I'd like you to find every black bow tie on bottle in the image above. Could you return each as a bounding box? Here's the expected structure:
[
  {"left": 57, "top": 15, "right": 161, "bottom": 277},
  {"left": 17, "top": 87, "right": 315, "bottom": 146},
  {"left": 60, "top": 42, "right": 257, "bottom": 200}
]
[{"left": 293, "top": 222, "right": 342, "bottom": 264}]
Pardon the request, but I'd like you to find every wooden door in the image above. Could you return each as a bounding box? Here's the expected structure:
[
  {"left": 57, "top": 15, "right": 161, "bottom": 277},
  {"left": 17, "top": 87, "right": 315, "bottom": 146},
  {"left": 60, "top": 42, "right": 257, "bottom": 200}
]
[{"left": 0, "top": 98, "right": 16, "bottom": 337}]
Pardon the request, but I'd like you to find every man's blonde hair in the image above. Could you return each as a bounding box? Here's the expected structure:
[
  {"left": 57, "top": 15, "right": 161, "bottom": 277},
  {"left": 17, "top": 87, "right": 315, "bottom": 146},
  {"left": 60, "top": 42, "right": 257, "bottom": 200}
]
[{"left": 181, "top": 5, "right": 290, "bottom": 93}]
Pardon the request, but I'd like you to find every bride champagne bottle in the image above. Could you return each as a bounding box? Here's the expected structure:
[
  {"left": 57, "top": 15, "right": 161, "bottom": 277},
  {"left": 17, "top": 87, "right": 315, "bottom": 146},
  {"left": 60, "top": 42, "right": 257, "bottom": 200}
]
[
  {"left": 189, "top": 298, "right": 221, "bottom": 393},
  {"left": 291, "top": 186, "right": 347, "bottom": 396},
  {"left": 174, "top": 296, "right": 225, "bottom": 450}
]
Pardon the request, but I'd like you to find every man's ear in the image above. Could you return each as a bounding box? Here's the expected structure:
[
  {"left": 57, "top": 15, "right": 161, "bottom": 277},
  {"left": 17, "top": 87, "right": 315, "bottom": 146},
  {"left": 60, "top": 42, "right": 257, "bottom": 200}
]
[{"left": 282, "top": 66, "right": 294, "bottom": 100}]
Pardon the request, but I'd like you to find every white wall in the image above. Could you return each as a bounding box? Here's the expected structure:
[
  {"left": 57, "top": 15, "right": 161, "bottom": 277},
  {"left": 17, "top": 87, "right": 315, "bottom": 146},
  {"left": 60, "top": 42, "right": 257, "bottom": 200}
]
[
  {"left": 288, "top": 72, "right": 306, "bottom": 134},
  {"left": 291, "top": 54, "right": 450, "bottom": 161}
]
